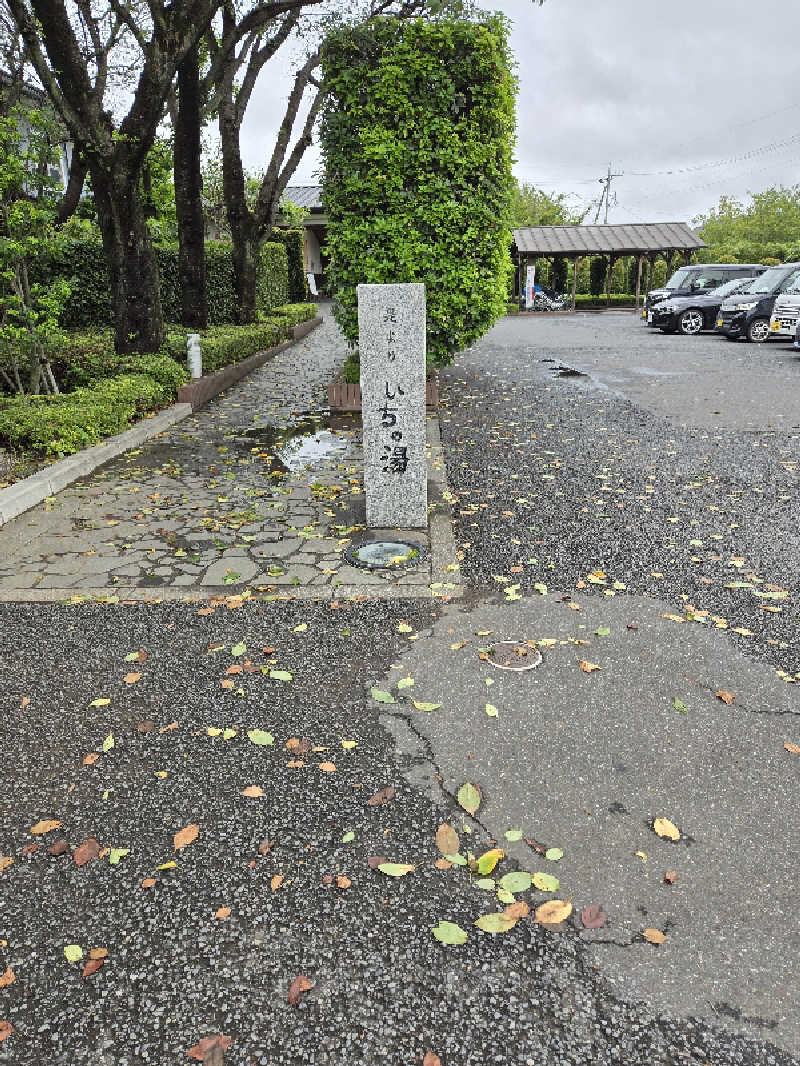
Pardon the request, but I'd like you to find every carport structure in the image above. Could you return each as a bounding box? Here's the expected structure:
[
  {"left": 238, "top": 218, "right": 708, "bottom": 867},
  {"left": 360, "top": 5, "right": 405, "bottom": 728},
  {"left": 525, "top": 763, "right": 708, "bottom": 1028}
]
[{"left": 512, "top": 222, "right": 707, "bottom": 310}]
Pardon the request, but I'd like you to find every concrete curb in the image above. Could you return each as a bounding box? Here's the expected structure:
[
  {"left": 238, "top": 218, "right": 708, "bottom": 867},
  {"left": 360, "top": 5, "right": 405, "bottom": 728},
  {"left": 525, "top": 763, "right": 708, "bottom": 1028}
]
[{"left": 0, "top": 403, "right": 193, "bottom": 527}]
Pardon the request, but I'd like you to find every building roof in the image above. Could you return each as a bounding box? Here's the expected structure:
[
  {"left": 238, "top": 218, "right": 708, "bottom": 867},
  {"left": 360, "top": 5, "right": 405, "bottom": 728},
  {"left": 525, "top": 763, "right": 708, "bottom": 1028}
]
[
  {"left": 513, "top": 222, "right": 706, "bottom": 257},
  {"left": 283, "top": 185, "right": 324, "bottom": 211}
]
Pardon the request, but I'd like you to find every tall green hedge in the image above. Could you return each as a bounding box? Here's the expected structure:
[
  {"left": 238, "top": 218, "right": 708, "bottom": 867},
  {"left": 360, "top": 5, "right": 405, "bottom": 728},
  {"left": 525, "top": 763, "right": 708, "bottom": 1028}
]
[
  {"left": 36, "top": 236, "right": 288, "bottom": 328},
  {"left": 320, "top": 16, "right": 516, "bottom": 371},
  {"left": 271, "top": 228, "right": 310, "bottom": 302}
]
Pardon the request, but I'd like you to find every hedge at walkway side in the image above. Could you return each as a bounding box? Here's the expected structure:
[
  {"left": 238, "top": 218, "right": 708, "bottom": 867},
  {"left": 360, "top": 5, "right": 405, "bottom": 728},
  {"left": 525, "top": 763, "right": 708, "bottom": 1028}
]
[
  {"left": 320, "top": 16, "right": 516, "bottom": 372},
  {"left": 36, "top": 236, "right": 288, "bottom": 330},
  {"left": 271, "top": 230, "right": 310, "bottom": 302}
]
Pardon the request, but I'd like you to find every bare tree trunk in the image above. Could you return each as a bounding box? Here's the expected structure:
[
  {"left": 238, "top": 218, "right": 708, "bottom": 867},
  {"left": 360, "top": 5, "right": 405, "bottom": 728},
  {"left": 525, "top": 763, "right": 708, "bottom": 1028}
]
[
  {"left": 91, "top": 164, "right": 165, "bottom": 353},
  {"left": 219, "top": 94, "right": 258, "bottom": 323},
  {"left": 55, "top": 146, "right": 87, "bottom": 225},
  {"left": 175, "top": 43, "right": 207, "bottom": 328}
]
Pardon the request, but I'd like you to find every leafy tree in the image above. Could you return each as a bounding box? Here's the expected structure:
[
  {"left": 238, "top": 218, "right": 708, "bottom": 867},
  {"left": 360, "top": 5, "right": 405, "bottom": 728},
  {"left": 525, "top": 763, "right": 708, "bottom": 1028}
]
[
  {"left": 321, "top": 14, "right": 515, "bottom": 369},
  {"left": 589, "top": 256, "right": 606, "bottom": 297},
  {"left": 693, "top": 185, "right": 800, "bottom": 264},
  {"left": 0, "top": 108, "right": 69, "bottom": 395},
  {"left": 511, "top": 182, "right": 584, "bottom": 227}
]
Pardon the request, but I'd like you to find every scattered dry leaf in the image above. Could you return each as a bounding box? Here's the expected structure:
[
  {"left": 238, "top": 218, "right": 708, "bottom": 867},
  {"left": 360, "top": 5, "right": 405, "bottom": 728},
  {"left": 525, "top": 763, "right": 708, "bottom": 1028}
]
[
  {"left": 81, "top": 958, "right": 104, "bottom": 978},
  {"left": 534, "top": 899, "right": 572, "bottom": 925},
  {"left": 504, "top": 901, "right": 530, "bottom": 919},
  {"left": 258, "top": 840, "right": 273, "bottom": 856},
  {"left": 577, "top": 660, "right": 600, "bottom": 673},
  {"left": 435, "top": 823, "right": 459, "bottom": 855},
  {"left": 434, "top": 858, "right": 453, "bottom": 870},
  {"left": 366, "top": 855, "right": 388, "bottom": 869},
  {"left": 186, "top": 1034, "right": 233, "bottom": 1062},
  {"left": 48, "top": 839, "right": 69, "bottom": 856},
  {"left": 214, "top": 907, "right": 231, "bottom": 920},
  {"left": 318, "top": 762, "right": 336, "bottom": 773},
  {"left": 174, "top": 824, "right": 199, "bottom": 851},
  {"left": 580, "top": 904, "right": 608, "bottom": 929},
  {"left": 82, "top": 752, "right": 101, "bottom": 765},
  {"left": 653, "top": 817, "right": 680, "bottom": 841},
  {"left": 0, "top": 1021, "right": 12, "bottom": 1042},
  {"left": 716, "top": 690, "right": 735, "bottom": 705},
  {"left": 30, "top": 820, "right": 62, "bottom": 835},
  {"left": 423, "top": 1054, "right": 441, "bottom": 1066},
  {"left": 0, "top": 969, "right": 14, "bottom": 988},
  {"left": 160, "top": 721, "right": 178, "bottom": 732},
  {"left": 286, "top": 759, "right": 305, "bottom": 768},
  {"left": 136, "top": 720, "right": 156, "bottom": 733},
  {"left": 21, "top": 844, "right": 37, "bottom": 856},
  {"left": 123, "top": 672, "right": 142, "bottom": 685},
  {"left": 642, "top": 927, "right": 666, "bottom": 945},
  {"left": 0, "top": 857, "right": 12, "bottom": 873},
  {"left": 286, "top": 737, "right": 311, "bottom": 754},
  {"left": 664, "top": 870, "right": 678, "bottom": 885},
  {"left": 241, "top": 786, "right": 264, "bottom": 798},
  {"left": 287, "top": 975, "right": 312, "bottom": 1007},
  {"left": 336, "top": 875, "right": 351, "bottom": 890},
  {"left": 88, "top": 947, "right": 108, "bottom": 960},
  {"left": 141, "top": 877, "right": 156, "bottom": 889},
  {"left": 270, "top": 874, "right": 283, "bottom": 892},
  {"left": 784, "top": 741, "right": 800, "bottom": 755},
  {"left": 366, "top": 786, "right": 396, "bottom": 806},
  {"left": 73, "top": 837, "right": 100, "bottom": 867}
]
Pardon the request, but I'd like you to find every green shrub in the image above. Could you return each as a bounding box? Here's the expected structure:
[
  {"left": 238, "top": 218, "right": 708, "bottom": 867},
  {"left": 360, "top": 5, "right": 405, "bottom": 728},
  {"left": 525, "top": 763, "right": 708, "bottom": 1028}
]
[
  {"left": 35, "top": 230, "right": 289, "bottom": 328},
  {"left": 0, "top": 373, "right": 168, "bottom": 457},
  {"left": 269, "top": 302, "right": 318, "bottom": 328},
  {"left": 320, "top": 15, "right": 516, "bottom": 372},
  {"left": 162, "top": 320, "right": 288, "bottom": 374},
  {"left": 574, "top": 294, "right": 637, "bottom": 308},
  {"left": 271, "top": 229, "right": 309, "bottom": 302}
]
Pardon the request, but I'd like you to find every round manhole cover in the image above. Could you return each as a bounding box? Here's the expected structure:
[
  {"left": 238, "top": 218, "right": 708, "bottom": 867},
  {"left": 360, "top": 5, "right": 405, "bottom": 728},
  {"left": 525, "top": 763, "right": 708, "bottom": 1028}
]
[
  {"left": 487, "top": 640, "right": 543, "bottom": 671},
  {"left": 343, "top": 538, "right": 425, "bottom": 571}
]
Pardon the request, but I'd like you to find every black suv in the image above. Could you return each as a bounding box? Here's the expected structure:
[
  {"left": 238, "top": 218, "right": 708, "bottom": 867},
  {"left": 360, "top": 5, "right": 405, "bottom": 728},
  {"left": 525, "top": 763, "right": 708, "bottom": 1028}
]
[
  {"left": 650, "top": 274, "right": 765, "bottom": 335},
  {"left": 643, "top": 263, "right": 766, "bottom": 322},
  {"left": 715, "top": 263, "right": 800, "bottom": 342}
]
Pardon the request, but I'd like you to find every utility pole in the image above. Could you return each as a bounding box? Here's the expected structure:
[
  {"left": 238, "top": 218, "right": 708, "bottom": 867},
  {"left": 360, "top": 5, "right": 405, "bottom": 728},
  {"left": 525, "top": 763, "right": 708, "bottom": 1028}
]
[{"left": 593, "top": 163, "right": 623, "bottom": 223}]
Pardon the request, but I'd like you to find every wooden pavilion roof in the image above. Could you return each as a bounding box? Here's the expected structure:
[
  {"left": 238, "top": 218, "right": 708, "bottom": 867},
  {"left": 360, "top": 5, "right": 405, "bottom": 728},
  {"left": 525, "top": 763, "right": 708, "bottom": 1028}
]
[{"left": 513, "top": 222, "right": 706, "bottom": 257}]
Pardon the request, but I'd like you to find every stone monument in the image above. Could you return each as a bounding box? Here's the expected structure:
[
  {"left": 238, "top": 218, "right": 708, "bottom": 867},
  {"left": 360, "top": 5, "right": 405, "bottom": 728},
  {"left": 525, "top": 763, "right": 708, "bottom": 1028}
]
[{"left": 357, "top": 283, "right": 427, "bottom": 529}]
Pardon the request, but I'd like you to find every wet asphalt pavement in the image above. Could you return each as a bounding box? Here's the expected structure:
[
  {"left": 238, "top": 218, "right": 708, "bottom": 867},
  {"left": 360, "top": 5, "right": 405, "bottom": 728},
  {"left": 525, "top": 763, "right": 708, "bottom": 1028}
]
[{"left": 1, "top": 311, "right": 799, "bottom": 1066}]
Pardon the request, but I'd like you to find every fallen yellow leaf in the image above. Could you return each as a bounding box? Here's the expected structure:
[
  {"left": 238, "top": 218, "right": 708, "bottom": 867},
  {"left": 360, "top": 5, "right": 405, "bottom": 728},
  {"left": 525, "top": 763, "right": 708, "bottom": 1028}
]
[
  {"left": 577, "top": 660, "right": 600, "bottom": 673},
  {"left": 534, "top": 899, "right": 572, "bottom": 925},
  {"left": 653, "top": 817, "right": 680, "bottom": 841},
  {"left": 271, "top": 874, "right": 283, "bottom": 892},
  {"left": 642, "top": 927, "right": 666, "bottom": 945},
  {"left": 716, "top": 690, "right": 735, "bottom": 705}
]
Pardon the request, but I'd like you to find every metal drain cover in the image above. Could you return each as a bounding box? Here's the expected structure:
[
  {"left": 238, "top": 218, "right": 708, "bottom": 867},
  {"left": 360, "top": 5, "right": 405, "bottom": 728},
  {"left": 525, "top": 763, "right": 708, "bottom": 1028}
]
[
  {"left": 343, "top": 538, "right": 425, "bottom": 571},
  {"left": 487, "top": 640, "right": 543, "bottom": 671}
]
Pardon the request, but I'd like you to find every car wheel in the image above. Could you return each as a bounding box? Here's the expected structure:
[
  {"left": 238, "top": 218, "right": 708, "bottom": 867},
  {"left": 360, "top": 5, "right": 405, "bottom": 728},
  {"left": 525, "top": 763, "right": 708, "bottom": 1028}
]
[
  {"left": 678, "top": 309, "right": 704, "bottom": 335},
  {"left": 747, "top": 317, "right": 770, "bottom": 343}
]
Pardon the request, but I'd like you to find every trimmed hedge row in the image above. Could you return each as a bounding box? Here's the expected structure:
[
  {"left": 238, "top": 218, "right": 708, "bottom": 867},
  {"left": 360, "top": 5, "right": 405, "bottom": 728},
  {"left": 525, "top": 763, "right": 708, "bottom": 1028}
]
[
  {"left": 36, "top": 236, "right": 288, "bottom": 329},
  {"left": 0, "top": 371, "right": 176, "bottom": 457},
  {"left": 0, "top": 304, "right": 319, "bottom": 458}
]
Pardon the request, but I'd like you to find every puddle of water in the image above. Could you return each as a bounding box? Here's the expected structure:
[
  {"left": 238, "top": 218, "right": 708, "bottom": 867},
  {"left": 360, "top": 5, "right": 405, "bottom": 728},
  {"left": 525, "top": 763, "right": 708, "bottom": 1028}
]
[
  {"left": 630, "top": 366, "right": 682, "bottom": 378},
  {"left": 237, "top": 415, "right": 359, "bottom": 473},
  {"left": 553, "top": 366, "right": 588, "bottom": 378}
]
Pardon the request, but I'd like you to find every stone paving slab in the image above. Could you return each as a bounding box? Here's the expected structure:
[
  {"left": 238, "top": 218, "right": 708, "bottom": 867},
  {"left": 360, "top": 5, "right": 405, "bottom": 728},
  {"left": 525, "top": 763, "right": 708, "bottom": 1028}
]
[{"left": 0, "top": 310, "right": 460, "bottom": 602}]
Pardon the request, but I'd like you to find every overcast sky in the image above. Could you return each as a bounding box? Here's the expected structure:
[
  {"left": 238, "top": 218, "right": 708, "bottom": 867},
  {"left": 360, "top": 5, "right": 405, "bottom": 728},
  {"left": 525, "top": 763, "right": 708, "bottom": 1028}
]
[{"left": 238, "top": 0, "right": 800, "bottom": 225}]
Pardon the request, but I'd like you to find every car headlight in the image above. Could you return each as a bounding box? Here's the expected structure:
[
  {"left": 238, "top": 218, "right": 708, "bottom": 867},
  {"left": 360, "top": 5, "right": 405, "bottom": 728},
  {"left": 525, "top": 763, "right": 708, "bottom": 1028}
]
[{"left": 735, "top": 301, "right": 758, "bottom": 311}]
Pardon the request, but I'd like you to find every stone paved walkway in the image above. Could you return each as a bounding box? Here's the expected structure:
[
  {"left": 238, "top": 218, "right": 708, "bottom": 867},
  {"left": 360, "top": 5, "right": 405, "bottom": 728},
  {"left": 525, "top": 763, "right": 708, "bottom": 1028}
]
[{"left": 0, "top": 311, "right": 455, "bottom": 599}]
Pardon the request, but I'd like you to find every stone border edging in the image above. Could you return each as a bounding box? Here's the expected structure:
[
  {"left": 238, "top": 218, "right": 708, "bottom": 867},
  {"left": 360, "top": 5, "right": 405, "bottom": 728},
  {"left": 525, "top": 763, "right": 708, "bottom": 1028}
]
[
  {"left": 0, "top": 403, "right": 193, "bottom": 527},
  {"left": 0, "top": 315, "right": 324, "bottom": 528},
  {"left": 176, "top": 315, "right": 323, "bottom": 412}
]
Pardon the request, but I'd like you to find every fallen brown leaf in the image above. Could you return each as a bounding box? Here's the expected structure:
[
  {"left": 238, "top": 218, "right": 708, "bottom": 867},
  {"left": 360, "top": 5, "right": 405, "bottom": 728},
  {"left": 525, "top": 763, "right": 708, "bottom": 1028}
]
[
  {"left": 88, "top": 947, "right": 108, "bottom": 960},
  {"left": 258, "top": 840, "right": 273, "bottom": 856},
  {"left": 434, "top": 858, "right": 453, "bottom": 870},
  {"left": 534, "top": 899, "right": 572, "bottom": 925},
  {"left": 577, "top": 659, "right": 600, "bottom": 673},
  {"left": 504, "top": 901, "right": 530, "bottom": 919},
  {"left": 336, "top": 875, "right": 351, "bottom": 889},
  {"left": 318, "top": 762, "right": 336, "bottom": 773},
  {"left": 73, "top": 837, "right": 100, "bottom": 867},
  {"left": 270, "top": 874, "right": 283, "bottom": 892},
  {"left": 186, "top": 1035, "right": 233, "bottom": 1062},
  {"left": 784, "top": 741, "right": 800, "bottom": 755},
  {"left": 287, "top": 975, "right": 313, "bottom": 1007},
  {"left": 81, "top": 958, "right": 104, "bottom": 978},
  {"left": 220, "top": 679, "right": 234, "bottom": 690},
  {"left": 82, "top": 752, "right": 101, "bottom": 766},
  {"left": 123, "top": 672, "right": 142, "bottom": 685},
  {"left": 286, "top": 760, "right": 305, "bottom": 768},
  {"left": 366, "top": 786, "right": 396, "bottom": 806},
  {"left": 0, "top": 1021, "right": 12, "bottom": 1042},
  {"left": 30, "top": 819, "right": 62, "bottom": 835},
  {"left": 524, "top": 837, "right": 547, "bottom": 855},
  {"left": 174, "top": 823, "right": 199, "bottom": 851},
  {"left": 435, "top": 823, "right": 459, "bottom": 855},
  {"left": 196, "top": 608, "right": 214, "bottom": 615},
  {"left": 160, "top": 721, "right": 178, "bottom": 732},
  {"left": 286, "top": 737, "right": 312, "bottom": 754},
  {"left": 0, "top": 857, "right": 12, "bottom": 873},
  {"left": 48, "top": 839, "right": 69, "bottom": 856},
  {"left": 225, "top": 664, "right": 242, "bottom": 675},
  {"left": 716, "top": 690, "right": 735, "bottom": 705},
  {"left": 580, "top": 904, "right": 608, "bottom": 929},
  {"left": 0, "top": 969, "right": 14, "bottom": 988},
  {"left": 141, "top": 877, "right": 157, "bottom": 889},
  {"left": 664, "top": 870, "right": 679, "bottom": 885},
  {"left": 423, "top": 1053, "right": 442, "bottom": 1066},
  {"left": 642, "top": 927, "right": 666, "bottom": 945},
  {"left": 21, "top": 844, "right": 37, "bottom": 856},
  {"left": 240, "top": 786, "right": 264, "bottom": 798},
  {"left": 136, "top": 720, "right": 156, "bottom": 733},
  {"left": 214, "top": 907, "right": 231, "bottom": 919},
  {"left": 366, "top": 855, "right": 388, "bottom": 869}
]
